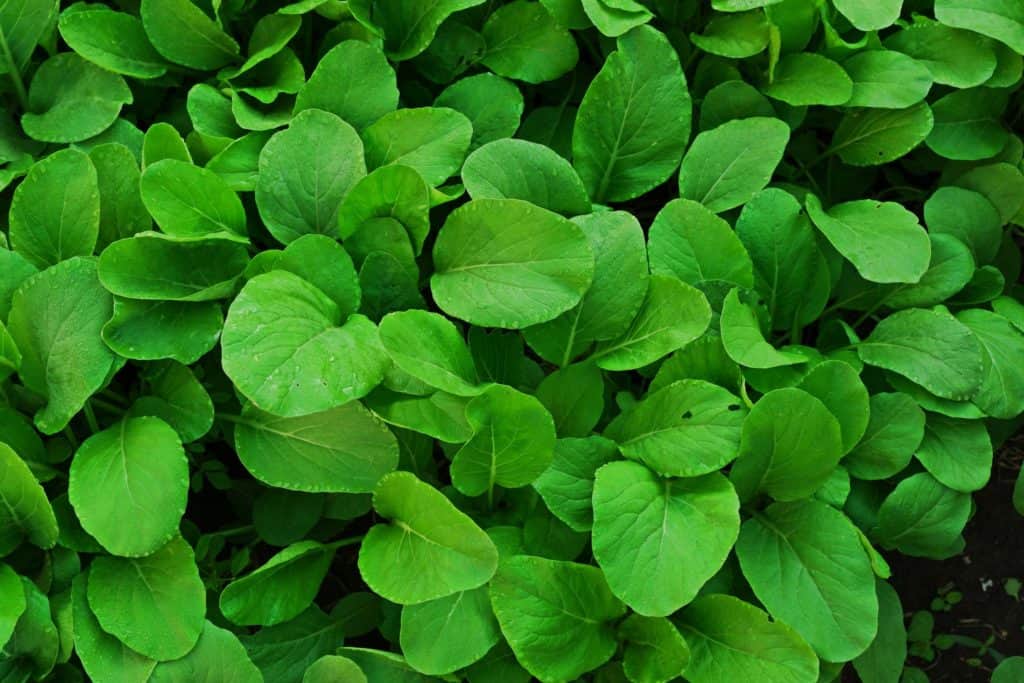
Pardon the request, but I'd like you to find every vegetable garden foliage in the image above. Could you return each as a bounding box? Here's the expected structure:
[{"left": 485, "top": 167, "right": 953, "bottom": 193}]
[{"left": 0, "top": 0, "right": 1023, "bottom": 681}]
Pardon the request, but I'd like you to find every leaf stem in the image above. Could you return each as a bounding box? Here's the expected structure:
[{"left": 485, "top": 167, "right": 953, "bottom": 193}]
[
  {"left": 739, "top": 379, "right": 755, "bottom": 409},
  {"left": 62, "top": 425, "right": 79, "bottom": 450},
  {"left": 84, "top": 402, "right": 100, "bottom": 433},
  {"left": 90, "top": 396, "right": 127, "bottom": 415}
]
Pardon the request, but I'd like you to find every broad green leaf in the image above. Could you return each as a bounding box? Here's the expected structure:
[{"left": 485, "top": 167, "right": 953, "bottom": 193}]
[
  {"left": 98, "top": 234, "right": 247, "bottom": 301},
  {"left": 796, "top": 360, "right": 870, "bottom": 454},
  {"left": 87, "top": 536, "right": 205, "bottom": 661},
  {"left": 70, "top": 574, "right": 157, "bottom": 683},
  {"left": 524, "top": 211, "right": 649, "bottom": 365},
  {"left": 925, "top": 187, "right": 1002, "bottom": 264},
  {"left": 573, "top": 25, "right": 691, "bottom": 203},
  {"left": 241, "top": 607, "right": 348, "bottom": 683},
  {"left": 885, "top": 234, "right": 975, "bottom": 309},
  {"left": 90, "top": 143, "right": 150, "bottom": 248},
  {"left": 431, "top": 199, "right": 594, "bottom": 329},
  {"left": 232, "top": 402, "right": 398, "bottom": 494},
  {"left": 737, "top": 500, "right": 878, "bottom": 661},
  {"left": 952, "top": 162, "right": 1024, "bottom": 225},
  {"left": 650, "top": 334, "right": 742, "bottom": 393},
  {"left": 140, "top": 0, "right": 240, "bottom": 70},
  {"left": 221, "top": 541, "right": 338, "bottom": 626},
  {"left": 451, "top": 385, "right": 556, "bottom": 497},
  {"left": 690, "top": 11, "right": 771, "bottom": 59},
  {"left": 0, "top": 563, "right": 26, "bottom": 647},
  {"left": 129, "top": 361, "right": 214, "bottom": 443},
  {"left": 676, "top": 595, "right": 819, "bottom": 683},
  {"left": 712, "top": 0, "right": 784, "bottom": 9},
  {"left": 0, "top": 443, "right": 58, "bottom": 550},
  {"left": 833, "top": 0, "right": 902, "bottom": 31},
  {"left": 142, "top": 122, "right": 191, "bottom": 166},
  {"left": 993, "top": 658, "right": 1024, "bottom": 683},
  {"left": 277, "top": 234, "right": 361, "bottom": 315},
  {"left": 0, "top": 0, "right": 57, "bottom": 76},
  {"left": 102, "top": 298, "right": 223, "bottom": 364},
  {"left": 358, "top": 472, "right": 498, "bottom": 604},
  {"left": 150, "top": 621, "right": 262, "bottom": 682},
  {"left": 957, "top": 308, "right": 1024, "bottom": 419},
  {"left": 8, "top": 258, "right": 117, "bottom": 434},
  {"left": 221, "top": 271, "right": 388, "bottom": 417},
  {"left": 533, "top": 436, "right": 618, "bottom": 532},
  {"left": 857, "top": 309, "right": 983, "bottom": 400},
  {"left": 348, "top": 0, "right": 485, "bottom": 61},
  {"left": 842, "top": 50, "right": 933, "bottom": 109},
  {"left": 729, "top": 387, "right": 843, "bottom": 502},
  {"left": 935, "top": 0, "right": 1024, "bottom": 55},
  {"left": 303, "top": 656, "right": 367, "bottom": 683},
  {"left": 256, "top": 109, "right": 366, "bottom": 244},
  {"left": 294, "top": 41, "right": 398, "bottom": 131},
  {"left": 338, "top": 165, "right": 431, "bottom": 253},
  {"left": 363, "top": 107, "right": 472, "bottom": 187},
  {"left": 534, "top": 362, "right": 604, "bottom": 437},
  {"left": 379, "top": 310, "right": 479, "bottom": 396},
  {"left": 648, "top": 199, "right": 754, "bottom": 289},
  {"left": 399, "top": 588, "right": 500, "bottom": 675},
  {"left": 489, "top": 556, "right": 627, "bottom": 683},
  {"left": 463, "top": 139, "right": 590, "bottom": 216},
  {"left": 480, "top": 0, "right": 579, "bottom": 84},
  {"left": 21, "top": 53, "right": 132, "bottom": 143},
  {"left": 764, "top": 53, "right": 852, "bottom": 106},
  {"left": 68, "top": 417, "right": 187, "bottom": 557},
  {"left": 141, "top": 159, "right": 247, "bottom": 240},
  {"left": 4, "top": 577, "right": 58, "bottom": 678},
  {"left": 605, "top": 379, "right": 746, "bottom": 477},
  {"left": 853, "top": 581, "right": 907, "bottom": 683},
  {"left": 581, "top": 0, "right": 652, "bottom": 37},
  {"left": 829, "top": 102, "right": 934, "bottom": 166},
  {"left": 435, "top": 73, "right": 524, "bottom": 151},
  {"left": 843, "top": 392, "right": 924, "bottom": 480},
  {"left": 699, "top": 80, "right": 776, "bottom": 131},
  {"left": 736, "top": 188, "right": 829, "bottom": 331},
  {"left": 593, "top": 275, "right": 711, "bottom": 371},
  {"left": 206, "top": 131, "right": 271, "bottom": 192},
  {"left": 875, "top": 473, "right": 971, "bottom": 558},
  {"left": 720, "top": 289, "right": 807, "bottom": 368},
  {"left": 619, "top": 615, "right": 690, "bottom": 683},
  {"left": 9, "top": 148, "right": 99, "bottom": 269},
  {"left": 364, "top": 389, "right": 474, "bottom": 443},
  {"left": 0, "top": 249, "right": 36, "bottom": 320},
  {"left": 679, "top": 117, "right": 790, "bottom": 213},
  {"left": 915, "top": 414, "right": 992, "bottom": 492},
  {"left": 927, "top": 88, "right": 1009, "bottom": 161},
  {"left": 58, "top": 6, "right": 167, "bottom": 79},
  {"left": 884, "top": 22, "right": 997, "bottom": 88},
  {"left": 593, "top": 462, "right": 739, "bottom": 616},
  {"left": 805, "top": 195, "right": 930, "bottom": 284},
  {"left": 335, "top": 648, "right": 430, "bottom": 682}
]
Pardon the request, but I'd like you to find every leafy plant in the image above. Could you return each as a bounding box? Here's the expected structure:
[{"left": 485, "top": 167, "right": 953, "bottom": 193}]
[{"left": 0, "top": 0, "right": 1022, "bottom": 682}]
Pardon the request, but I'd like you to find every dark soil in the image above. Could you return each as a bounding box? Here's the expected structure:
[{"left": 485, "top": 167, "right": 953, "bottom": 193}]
[{"left": 881, "top": 433, "right": 1024, "bottom": 682}]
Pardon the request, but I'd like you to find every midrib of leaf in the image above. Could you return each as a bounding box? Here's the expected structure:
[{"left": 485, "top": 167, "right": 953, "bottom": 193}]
[{"left": 0, "top": 28, "right": 28, "bottom": 111}]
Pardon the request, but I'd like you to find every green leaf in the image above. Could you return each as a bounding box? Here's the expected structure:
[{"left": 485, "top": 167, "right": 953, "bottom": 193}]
[
  {"left": 480, "top": 0, "right": 579, "bottom": 84},
  {"left": 605, "top": 379, "right": 746, "bottom": 477},
  {"left": 690, "top": 11, "right": 771, "bottom": 59},
  {"left": 828, "top": 102, "right": 934, "bottom": 166},
  {"left": 349, "top": 0, "right": 485, "bottom": 61},
  {"left": 399, "top": 587, "right": 500, "bottom": 675},
  {"left": 795, "top": 360, "right": 870, "bottom": 454},
  {"left": 434, "top": 73, "right": 525, "bottom": 151},
  {"left": 927, "top": 88, "right": 1009, "bottom": 161},
  {"left": 364, "top": 389, "right": 473, "bottom": 443},
  {"left": 451, "top": 384, "right": 556, "bottom": 497},
  {"left": 277, "top": 234, "right": 361, "bottom": 315},
  {"left": 294, "top": 41, "right": 398, "bottom": 131},
  {"left": 87, "top": 536, "right": 205, "bottom": 661},
  {"left": 805, "top": 195, "right": 930, "bottom": 284},
  {"left": 857, "top": 308, "right": 984, "bottom": 400},
  {"left": 842, "top": 49, "right": 933, "bottom": 109},
  {"left": 358, "top": 472, "right": 498, "bottom": 604},
  {"left": 490, "top": 555, "right": 627, "bottom": 683},
  {"left": 884, "top": 22, "right": 997, "bottom": 88},
  {"left": 729, "top": 387, "right": 843, "bottom": 502},
  {"left": 0, "top": 443, "right": 58, "bottom": 550},
  {"left": 720, "top": 288, "right": 808, "bottom": 368},
  {"left": 925, "top": 187, "right": 1002, "bottom": 265},
  {"left": 532, "top": 436, "right": 618, "bottom": 532},
  {"left": 649, "top": 199, "right": 754, "bottom": 289},
  {"left": 993, "top": 658, "right": 1024, "bottom": 683},
  {"left": 953, "top": 162, "right": 1024, "bottom": 224},
  {"left": 885, "top": 234, "right": 975, "bottom": 309},
  {"left": 140, "top": 0, "right": 240, "bottom": 70},
  {"left": 363, "top": 107, "right": 472, "bottom": 187},
  {"left": 70, "top": 573, "right": 156, "bottom": 683},
  {"left": 221, "top": 541, "right": 339, "bottom": 626},
  {"left": 142, "top": 122, "right": 191, "bottom": 166},
  {"left": 853, "top": 581, "right": 907, "bottom": 683},
  {"left": 875, "top": 472, "right": 971, "bottom": 558},
  {"left": 338, "top": 165, "right": 431, "bottom": 252},
  {"left": 430, "top": 199, "right": 594, "bottom": 329},
  {"left": 833, "top": 0, "right": 903, "bottom": 31},
  {"left": 0, "top": 563, "right": 26, "bottom": 647},
  {"left": 222, "top": 271, "right": 388, "bottom": 417},
  {"left": 129, "top": 361, "right": 214, "bottom": 443},
  {"left": 233, "top": 403, "right": 398, "bottom": 494},
  {"left": 303, "top": 656, "right": 367, "bottom": 683},
  {"left": 9, "top": 148, "right": 99, "bottom": 269},
  {"left": 679, "top": 117, "right": 790, "bottom": 213},
  {"left": 593, "top": 275, "right": 711, "bottom": 371},
  {"left": 256, "top": 109, "right": 366, "bottom": 244},
  {"left": 7, "top": 258, "right": 116, "bottom": 434},
  {"left": 58, "top": 6, "right": 167, "bottom": 79},
  {"left": 675, "top": 594, "right": 819, "bottom": 683},
  {"left": 935, "top": 0, "right": 1024, "bottom": 55},
  {"left": 764, "top": 53, "right": 852, "bottom": 106},
  {"left": 593, "top": 462, "right": 740, "bottom": 616},
  {"left": 737, "top": 499, "right": 878, "bottom": 661},
  {"left": 573, "top": 25, "right": 691, "bottom": 203},
  {"left": 4, "top": 577, "right": 58, "bottom": 678},
  {"left": 379, "top": 310, "right": 480, "bottom": 396},
  {"left": 141, "top": 159, "right": 247, "bottom": 241},
  {"left": 102, "top": 298, "right": 223, "bottom": 364},
  {"left": 915, "top": 414, "right": 992, "bottom": 492},
  {"left": 463, "top": 139, "right": 591, "bottom": 216},
  {"left": 335, "top": 648, "right": 430, "bottom": 682},
  {"left": 957, "top": 309, "right": 1024, "bottom": 419},
  {"left": 843, "top": 392, "right": 924, "bottom": 480},
  {"left": 241, "top": 607, "right": 348, "bottom": 683},
  {"left": 0, "top": 0, "right": 57, "bottom": 76},
  {"left": 535, "top": 362, "right": 605, "bottom": 437},
  {"left": 150, "top": 621, "right": 262, "bottom": 682},
  {"left": 68, "top": 417, "right": 187, "bottom": 557},
  {"left": 90, "top": 143, "right": 150, "bottom": 249},
  {"left": 581, "top": 0, "right": 652, "bottom": 37},
  {"left": 619, "top": 615, "right": 690, "bottom": 683}
]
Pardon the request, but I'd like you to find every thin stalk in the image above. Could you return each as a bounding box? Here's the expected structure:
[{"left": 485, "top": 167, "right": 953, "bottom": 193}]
[{"left": 0, "top": 32, "right": 28, "bottom": 110}]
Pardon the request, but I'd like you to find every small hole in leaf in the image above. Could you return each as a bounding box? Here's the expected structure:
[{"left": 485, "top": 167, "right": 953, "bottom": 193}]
[
  {"left": 727, "top": 404, "right": 741, "bottom": 412},
  {"left": 681, "top": 410, "right": 693, "bottom": 419}
]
